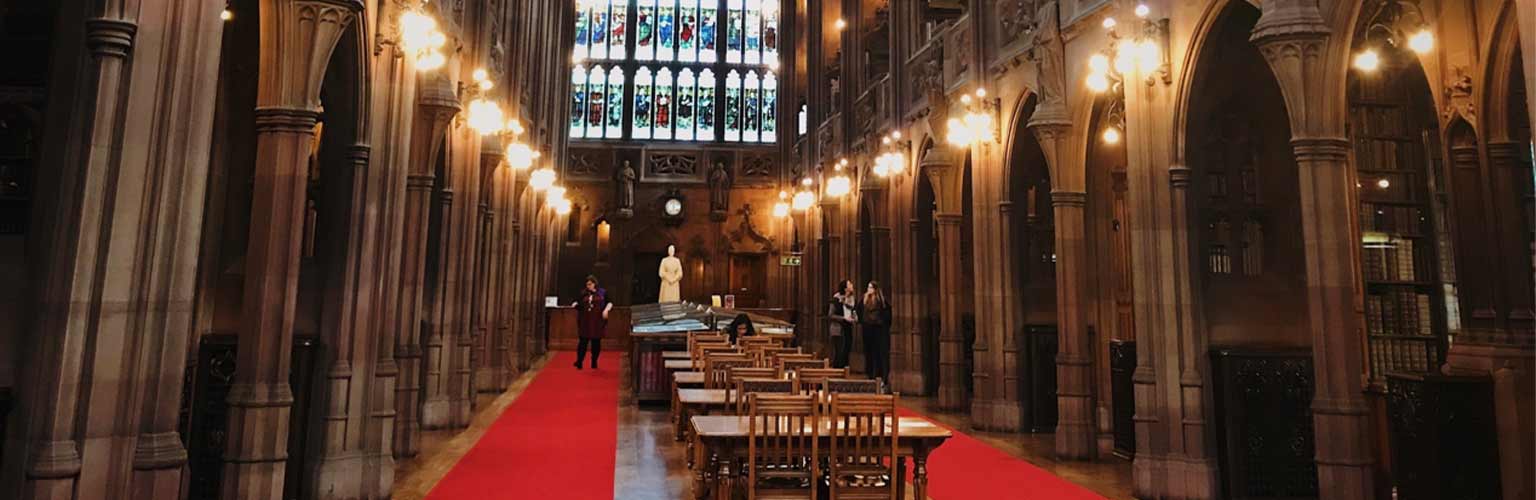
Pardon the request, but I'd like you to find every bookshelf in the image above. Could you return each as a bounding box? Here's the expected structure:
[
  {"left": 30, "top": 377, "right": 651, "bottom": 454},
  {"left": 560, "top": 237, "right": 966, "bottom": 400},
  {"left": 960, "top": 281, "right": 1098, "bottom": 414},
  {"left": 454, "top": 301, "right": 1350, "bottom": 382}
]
[{"left": 1350, "top": 69, "right": 1447, "bottom": 386}]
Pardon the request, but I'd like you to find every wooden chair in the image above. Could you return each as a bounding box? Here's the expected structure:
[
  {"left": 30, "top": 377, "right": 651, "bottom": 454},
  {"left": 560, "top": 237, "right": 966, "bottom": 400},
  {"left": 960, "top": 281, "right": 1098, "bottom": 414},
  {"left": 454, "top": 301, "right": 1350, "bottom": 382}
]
[
  {"left": 779, "top": 358, "right": 829, "bottom": 373},
  {"left": 746, "top": 394, "right": 820, "bottom": 500},
  {"left": 693, "top": 343, "right": 740, "bottom": 369},
  {"left": 704, "top": 356, "right": 758, "bottom": 389},
  {"left": 792, "top": 367, "right": 849, "bottom": 395},
  {"left": 670, "top": 332, "right": 726, "bottom": 360},
  {"left": 733, "top": 377, "right": 799, "bottom": 413},
  {"left": 739, "top": 335, "right": 777, "bottom": 349},
  {"left": 753, "top": 346, "right": 802, "bottom": 367},
  {"left": 826, "top": 393, "right": 899, "bottom": 500},
  {"left": 729, "top": 366, "right": 782, "bottom": 384},
  {"left": 825, "top": 378, "right": 882, "bottom": 395}
]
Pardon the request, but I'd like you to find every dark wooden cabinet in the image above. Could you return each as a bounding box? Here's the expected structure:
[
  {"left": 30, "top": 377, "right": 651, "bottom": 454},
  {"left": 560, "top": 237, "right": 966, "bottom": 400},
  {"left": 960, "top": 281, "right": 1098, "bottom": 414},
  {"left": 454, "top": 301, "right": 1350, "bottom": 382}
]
[
  {"left": 1109, "top": 339, "right": 1136, "bottom": 459},
  {"left": 1210, "top": 348, "right": 1318, "bottom": 500},
  {"left": 1386, "top": 372, "right": 1501, "bottom": 500},
  {"left": 630, "top": 331, "right": 687, "bottom": 403},
  {"left": 182, "top": 334, "right": 318, "bottom": 500},
  {"left": 1020, "top": 325, "right": 1058, "bottom": 433}
]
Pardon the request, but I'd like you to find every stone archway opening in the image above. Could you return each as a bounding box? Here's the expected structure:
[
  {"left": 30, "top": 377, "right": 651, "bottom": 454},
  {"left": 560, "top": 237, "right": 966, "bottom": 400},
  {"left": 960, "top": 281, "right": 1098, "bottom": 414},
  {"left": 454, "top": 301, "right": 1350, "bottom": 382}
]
[
  {"left": 915, "top": 163, "right": 940, "bottom": 396},
  {"left": 1006, "top": 95, "right": 1059, "bottom": 433},
  {"left": 1185, "top": 2, "right": 1317, "bottom": 497}
]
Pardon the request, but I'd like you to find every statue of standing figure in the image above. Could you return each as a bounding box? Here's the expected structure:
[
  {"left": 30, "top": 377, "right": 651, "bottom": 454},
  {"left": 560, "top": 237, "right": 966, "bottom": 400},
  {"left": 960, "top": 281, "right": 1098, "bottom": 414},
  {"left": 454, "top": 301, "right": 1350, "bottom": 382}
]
[
  {"left": 709, "top": 162, "right": 730, "bottom": 220},
  {"left": 616, "top": 160, "right": 636, "bottom": 218},
  {"left": 658, "top": 244, "right": 683, "bottom": 303}
]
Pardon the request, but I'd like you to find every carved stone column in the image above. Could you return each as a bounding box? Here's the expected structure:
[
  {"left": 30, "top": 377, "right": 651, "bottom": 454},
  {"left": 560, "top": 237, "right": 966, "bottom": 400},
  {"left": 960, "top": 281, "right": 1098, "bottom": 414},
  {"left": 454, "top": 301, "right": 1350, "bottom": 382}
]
[
  {"left": 392, "top": 82, "right": 457, "bottom": 457},
  {"left": 923, "top": 158, "right": 969, "bottom": 411},
  {"left": 1252, "top": 7, "right": 1374, "bottom": 497},
  {"left": 1029, "top": 111, "right": 1095, "bottom": 459},
  {"left": 222, "top": 2, "right": 359, "bottom": 499},
  {"left": 474, "top": 146, "right": 502, "bottom": 393}
]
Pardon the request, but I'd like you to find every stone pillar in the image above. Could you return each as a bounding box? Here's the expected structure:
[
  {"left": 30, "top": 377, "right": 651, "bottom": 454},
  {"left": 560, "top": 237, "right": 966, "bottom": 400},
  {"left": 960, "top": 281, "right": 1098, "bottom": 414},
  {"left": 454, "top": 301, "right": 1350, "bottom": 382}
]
[
  {"left": 933, "top": 212, "right": 969, "bottom": 411},
  {"left": 222, "top": 2, "right": 359, "bottom": 499},
  {"left": 474, "top": 146, "right": 502, "bottom": 393},
  {"left": 392, "top": 84, "right": 457, "bottom": 457},
  {"left": 1252, "top": 6, "right": 1374, "bottom": 497},
  {"left": 1029, "top": 111, "right": 1095, "bottom": 459}
]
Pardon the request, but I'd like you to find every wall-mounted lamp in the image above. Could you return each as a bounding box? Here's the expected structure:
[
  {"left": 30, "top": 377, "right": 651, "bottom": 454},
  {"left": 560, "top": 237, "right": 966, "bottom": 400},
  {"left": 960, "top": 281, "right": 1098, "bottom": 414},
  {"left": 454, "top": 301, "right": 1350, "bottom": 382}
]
[
  {"left": 792, "top": 177, "right": 816, "bottom": 211},
  {"left": 399, "top": 5, "right": 447, "bottom": 71},
  {"left": 826, "top": 159, "right": 852, "bottom": 197},
  {"left": 875, "top": 130, "right": 909, "bottom": 178},
  {"left": 946, "top": 88, "right": 998, "bottom": 148},
  {"left": 529, "top": 167, "right": 557, "bottom": 191},
  {"left": 1354, "top": 1, "right": 1434, "bottom": 73},
  {"left": 773, "top": 190, "right": 791, "bottom": 218}
]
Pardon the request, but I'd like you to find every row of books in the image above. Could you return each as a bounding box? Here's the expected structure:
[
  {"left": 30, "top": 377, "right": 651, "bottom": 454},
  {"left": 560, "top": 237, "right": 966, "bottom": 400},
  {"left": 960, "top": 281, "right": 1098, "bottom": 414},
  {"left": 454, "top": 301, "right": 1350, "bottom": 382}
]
[
  {"left": 1359, "top": 203, "right": 1425, "bottom": 235},
  {"left": 1368, "top": 336, "right": 1440, "bottom": 379},
  {"left": 1366, "top": 290, "right": 1433, "bottom": 337},
  {"left": 1353, "top": 135, "right": 1407, "bottom": 171},
  {"left": 1363, "top": 244, "right": 1422, "bottom": 282}
]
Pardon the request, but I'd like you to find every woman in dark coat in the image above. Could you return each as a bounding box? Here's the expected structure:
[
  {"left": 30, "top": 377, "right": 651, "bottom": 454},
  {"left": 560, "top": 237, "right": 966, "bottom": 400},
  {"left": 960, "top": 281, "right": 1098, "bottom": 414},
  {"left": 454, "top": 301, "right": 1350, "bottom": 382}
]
[
  {"left": 574, "top": 275, "right": 612, "bottom": 370},
  {"left": 857, "top": 281, "right": 893, "bottom": 382},
  {"left": 725, "top": 313, "right": 756, "bottom": 344}
]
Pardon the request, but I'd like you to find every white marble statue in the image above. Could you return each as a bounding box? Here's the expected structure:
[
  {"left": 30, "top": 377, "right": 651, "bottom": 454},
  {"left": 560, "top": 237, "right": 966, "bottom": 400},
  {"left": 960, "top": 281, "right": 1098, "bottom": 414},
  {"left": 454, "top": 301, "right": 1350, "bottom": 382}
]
[{"left": 658, "top": 245, "right": 683, "bottom": 303}]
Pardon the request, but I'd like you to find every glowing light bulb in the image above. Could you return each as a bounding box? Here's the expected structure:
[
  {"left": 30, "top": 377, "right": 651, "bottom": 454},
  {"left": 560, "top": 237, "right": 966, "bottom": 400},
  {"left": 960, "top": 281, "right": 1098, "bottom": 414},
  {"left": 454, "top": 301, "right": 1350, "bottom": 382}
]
[
  {"left": 466, "top": 99, "right": 505, "bottom": 134},
  {"left": 1102, "top": 17, "right": 1117, "bottom": 30},
  {"left": 1086, "top": 73, "right": 1110, "bottom": 93},
  {"left": 960, "top": 94, "right": 973, "bottom": 105},
  {"left": 1101, "top": 126, "right": 1121, "bottom": 144},
  {"left": 1354, "top": 49, "right": 1381, "bottom": 72},
  {"left": 472, "top": 68, "right": 489, "bottom": 82},
  {"left": 773, "top": 201, "right": 790, "bottom": 218},
  {"left": 1088, "top": 54, "right": 1110, "bottom": 74},
  {"left": 826, "top": 175, "right": 851, "bottom": 197},
  {"left": 1134, "top": 4, "right": 1150, "bottom": 18},
  {"left": 505, "top": 142, "right": 535, "bottom": 170},
  {"left": 546, "top": 186, "right": 567, "bottom": 207},
  {"left": 801, "top": 177, "right": 813, "bottom": 187},
  {"left": 478, "top": 79, "right": 494, "bottom": 91},
  {"left": 1114, "top": 40, "right": 1137, "bottom": 74},
  {"left": 779, "top": 190, "right": 788, "bottom": 199},
  {"left": 555, "top": 198, "right": 573, "bottom": 215},
  {"left": 975, "top": 87, "right": 987, "bottom": 98},
  {"left": 792, "top": 190, "right": 815, "bottom": 211},
  {"left": 506, "top": 119, "right": 525, "bottom": 135},
  {"left": 1376, "top": 178, "right": 1391, "bottom": 189},
  {"left": 221, "top": 8, "right": 233, "bottom": 21},
  {"left": 946, "top": 117, "right": 971, "bottom": 147},
  {"left": 874, "top": 163, "right": 889, "bottom": 177},
  {"left": 892, "top": 130, "right": 902, "bottom": 139},
  {"left": 964, "top": 112, "right": 994, "bottom": 143},
  {"left": 1408, "top": 29, "right": 1433, "bottom": 54},
  {"left": 1136, "top": 40, "right": 1161, "bottom": 73},
  {"left": 529, "top": 167, "right": 556, "bottom": 191},
  {"left": 415, "top": 51, "right": 446, "bottom": 71},
  {"left": 834, "top": 19, "right": 847, "bottom": 30}
]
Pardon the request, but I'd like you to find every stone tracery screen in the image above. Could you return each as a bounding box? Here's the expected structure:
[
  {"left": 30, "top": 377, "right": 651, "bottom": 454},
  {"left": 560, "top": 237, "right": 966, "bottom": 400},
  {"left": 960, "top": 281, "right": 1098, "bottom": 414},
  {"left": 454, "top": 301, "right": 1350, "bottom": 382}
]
[{"left": 571, "top": 0, "right": 779, "bottom": 143}]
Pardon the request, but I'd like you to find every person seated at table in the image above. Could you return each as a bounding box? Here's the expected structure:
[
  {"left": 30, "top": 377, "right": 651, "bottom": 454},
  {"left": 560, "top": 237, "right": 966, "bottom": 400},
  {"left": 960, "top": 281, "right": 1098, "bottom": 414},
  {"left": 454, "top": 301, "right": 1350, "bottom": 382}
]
[{"left": 725, "top": 313, "right": 756, "bottom": 343}]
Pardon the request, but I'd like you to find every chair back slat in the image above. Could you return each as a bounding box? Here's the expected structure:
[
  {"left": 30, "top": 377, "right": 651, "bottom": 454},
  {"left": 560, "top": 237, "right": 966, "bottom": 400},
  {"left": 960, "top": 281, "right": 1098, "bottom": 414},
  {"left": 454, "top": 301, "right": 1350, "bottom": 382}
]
[
  {"left": 694, "top": 344, "right": 739, "bottom": 368},
  {"left": 704, "top": 355, "right": 756, "bottom": 389},
  {"left": 748, "top": 394, "right": 819, "bottom": 500},
  {"left": 734, "top": 377, "right": 798, "bottom": 414},
  {"left": 825, "top": 378, "right": 882, "bottom": 395},
  {"left": 828, "top": 393, "right": 898, "bottom": 500},
  {"left": 779, "top": 358, "right": 828, "bottom": 373}
]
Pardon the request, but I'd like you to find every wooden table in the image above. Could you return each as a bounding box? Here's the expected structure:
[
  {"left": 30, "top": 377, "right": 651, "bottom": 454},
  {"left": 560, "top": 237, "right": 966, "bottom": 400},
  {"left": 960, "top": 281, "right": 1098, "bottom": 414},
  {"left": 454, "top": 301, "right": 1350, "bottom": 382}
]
[
  {"left": 674, "top": 388, "right": 733, "bottom": 441},
  {"left": 688, "top": 415, "right": 952, "bottom": 500},
  {"left": 664, "top": 359, "right": 694, "bottom": 371}
]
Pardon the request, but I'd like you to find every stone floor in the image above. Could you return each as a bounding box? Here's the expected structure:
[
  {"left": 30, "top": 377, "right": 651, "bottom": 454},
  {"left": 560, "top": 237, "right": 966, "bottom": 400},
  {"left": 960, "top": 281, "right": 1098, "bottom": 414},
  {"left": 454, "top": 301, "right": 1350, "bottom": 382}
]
[{"left": 394, "top": 353, "right": 1135, "bottom": 499}]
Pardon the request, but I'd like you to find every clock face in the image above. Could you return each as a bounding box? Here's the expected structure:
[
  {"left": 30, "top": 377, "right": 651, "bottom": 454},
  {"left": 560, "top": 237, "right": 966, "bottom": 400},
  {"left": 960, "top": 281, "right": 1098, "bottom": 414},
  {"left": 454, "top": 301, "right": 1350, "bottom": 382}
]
[{"left": 664, "top": 198, "right": 683, "bottom": 216}]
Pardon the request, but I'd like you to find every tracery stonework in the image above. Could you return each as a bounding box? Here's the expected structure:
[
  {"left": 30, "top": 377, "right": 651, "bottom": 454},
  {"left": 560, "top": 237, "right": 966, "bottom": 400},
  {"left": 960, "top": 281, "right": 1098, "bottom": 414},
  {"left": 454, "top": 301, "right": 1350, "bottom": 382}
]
[{"left": 647, "top": 152, "right": 700, "bottom": 177}]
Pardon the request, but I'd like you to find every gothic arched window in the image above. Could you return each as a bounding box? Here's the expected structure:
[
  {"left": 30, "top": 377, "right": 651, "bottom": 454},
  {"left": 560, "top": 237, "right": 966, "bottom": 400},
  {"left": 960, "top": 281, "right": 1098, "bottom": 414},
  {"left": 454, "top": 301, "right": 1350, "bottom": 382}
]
[{"left": 571, "top": 0, "right": 779, "bottom": 143}]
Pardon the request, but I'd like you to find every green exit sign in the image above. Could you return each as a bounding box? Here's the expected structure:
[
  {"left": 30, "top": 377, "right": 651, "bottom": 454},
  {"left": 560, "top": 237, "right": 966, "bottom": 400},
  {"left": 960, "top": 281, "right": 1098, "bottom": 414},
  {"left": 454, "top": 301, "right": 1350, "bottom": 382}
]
[{"left": 780, "top": 255, "right": 802, "bottom": 266}]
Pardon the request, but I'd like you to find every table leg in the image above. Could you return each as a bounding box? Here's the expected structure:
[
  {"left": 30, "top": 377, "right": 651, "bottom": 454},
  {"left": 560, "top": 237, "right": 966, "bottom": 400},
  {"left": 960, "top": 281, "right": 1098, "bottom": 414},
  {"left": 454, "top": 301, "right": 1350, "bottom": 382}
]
[
  {"left": 673, "top": 387, "right": 685, "bottom": 441},
  {"left": 694, "top": 449, "right": 714, "bottom": 500},
  {"left": 912, "top": 444, "right": 931, "bottom": 500},
  {"left": 896, "top": 456, "right": 907, "bottom": 500},
  {"left": 714, "top": 442, "right": 734, "bottom": 500}
]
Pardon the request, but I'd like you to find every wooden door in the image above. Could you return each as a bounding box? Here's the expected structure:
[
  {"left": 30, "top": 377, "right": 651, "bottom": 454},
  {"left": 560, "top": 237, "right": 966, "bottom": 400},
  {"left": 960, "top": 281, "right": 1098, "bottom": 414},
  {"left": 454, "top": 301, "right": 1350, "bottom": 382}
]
[{"left": 729, "top": 253, "right": 767, "bottom": 308}]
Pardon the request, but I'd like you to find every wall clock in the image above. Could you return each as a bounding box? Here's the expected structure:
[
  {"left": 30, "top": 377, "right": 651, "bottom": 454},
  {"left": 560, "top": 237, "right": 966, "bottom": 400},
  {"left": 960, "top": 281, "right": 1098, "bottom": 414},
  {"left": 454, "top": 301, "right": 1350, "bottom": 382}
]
[{"left": 661, "top": 190, "right": 685, "bottom": 225}]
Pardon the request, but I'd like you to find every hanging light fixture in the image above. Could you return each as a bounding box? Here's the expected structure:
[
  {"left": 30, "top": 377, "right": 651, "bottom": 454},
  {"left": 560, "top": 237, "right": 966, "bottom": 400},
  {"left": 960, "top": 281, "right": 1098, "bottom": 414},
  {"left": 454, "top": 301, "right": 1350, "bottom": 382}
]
[
  {"left": 825, "top": 161, "right": 852, "bottom": 197},
  {"left": 505, "top": 142, "right": 538, "bottom": 169},
  {"left": 545, "top": 185, "right": 568, "bottom": 208},
  {"left": 466, "top": 98, "right": 505, "bottom": 135},
  {"left": 400, "top": 7, "right": 447, "bottom": 71},
  {"left": 1355, "top": 1, "right": 1435, "bottom": 73}
]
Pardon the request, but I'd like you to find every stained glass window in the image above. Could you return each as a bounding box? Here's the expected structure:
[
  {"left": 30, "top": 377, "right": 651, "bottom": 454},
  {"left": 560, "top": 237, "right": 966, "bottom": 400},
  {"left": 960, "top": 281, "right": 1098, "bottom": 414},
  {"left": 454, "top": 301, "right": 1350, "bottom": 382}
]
[
  {"left": 724, "top": 70, "right": 742, "bottom": 141},
  {"left": 636, "top": 0, "right": 656, "bottom": 61},
  {"left": 633, "top": 67, "right": 654, "bottom": 139},
  {"left": 676, "top": 69, "right": 696, "bottom": 141},
  {"left": 605, "top": 67, "right": 626, "bottom": 139},
  {"left": 654, "top": 68, "right": 675, "bottom": 140},
  {"left": 698, "top": 68, "right": 716, "bottom": 138},
  {"left": 570, "top": 66, "right": 588, "bottom": 138},
  {"left": 569, "top": 0, "right": 777, "bottom": 143}
]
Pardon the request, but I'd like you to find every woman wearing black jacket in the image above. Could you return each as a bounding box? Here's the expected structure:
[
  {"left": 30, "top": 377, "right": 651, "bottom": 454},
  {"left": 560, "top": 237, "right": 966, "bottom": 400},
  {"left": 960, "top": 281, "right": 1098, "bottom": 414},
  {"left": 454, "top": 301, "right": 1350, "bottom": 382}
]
[{"left": 857, "top": 281, "right": 892, "bottom": 382}]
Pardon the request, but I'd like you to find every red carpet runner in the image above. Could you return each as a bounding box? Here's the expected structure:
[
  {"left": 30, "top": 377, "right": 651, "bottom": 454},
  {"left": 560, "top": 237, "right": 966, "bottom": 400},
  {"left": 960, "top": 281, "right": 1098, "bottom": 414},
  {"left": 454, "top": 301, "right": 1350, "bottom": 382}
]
[
  {"left": 426, "top": 352, "right": 619, "bottom": 499},
  {"left": 899, "top": 408, "right": 1107, "bottom": 500}
]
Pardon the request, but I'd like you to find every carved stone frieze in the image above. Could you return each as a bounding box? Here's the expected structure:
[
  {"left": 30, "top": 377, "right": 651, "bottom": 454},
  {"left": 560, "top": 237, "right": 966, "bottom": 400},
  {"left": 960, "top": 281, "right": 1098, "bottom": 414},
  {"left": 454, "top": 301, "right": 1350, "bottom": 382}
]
[
  {"left": 646, "top": 151, "right": 701, "bottom": 179},
  {"left": 999, "top": 0, "right": 1038, "bottom": 46},
  {"left": 568, "top": 148, "right": 608, "bottom": 179},
  {"left": 738, "top": 153, "right": 775, "bottom": 184}
]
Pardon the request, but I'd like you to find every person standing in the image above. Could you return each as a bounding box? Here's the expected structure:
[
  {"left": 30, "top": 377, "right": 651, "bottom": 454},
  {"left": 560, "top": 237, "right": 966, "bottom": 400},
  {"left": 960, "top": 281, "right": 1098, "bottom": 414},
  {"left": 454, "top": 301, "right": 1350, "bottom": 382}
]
[
  {"left": 858, "top": 281, "right": 893, "bottom": 382},
  {"left": 574, "top": 275, "right": 612, "bottom": 370},
  {"left": 829, "top": 280, "right": 857, "bottom": 369}
]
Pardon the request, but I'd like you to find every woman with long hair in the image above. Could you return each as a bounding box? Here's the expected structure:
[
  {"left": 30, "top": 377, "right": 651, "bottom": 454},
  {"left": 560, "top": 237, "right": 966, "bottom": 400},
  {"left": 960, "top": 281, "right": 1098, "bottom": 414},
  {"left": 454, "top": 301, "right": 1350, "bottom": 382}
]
[
  {"left": 725, "top": 313, "right": 756, "bottom": 343},
  {"left": 858, "top": 281, "right": 893, "bottom": 381},
  {"left": 829, "top": 279, "right": 857, "bottom": 369}
]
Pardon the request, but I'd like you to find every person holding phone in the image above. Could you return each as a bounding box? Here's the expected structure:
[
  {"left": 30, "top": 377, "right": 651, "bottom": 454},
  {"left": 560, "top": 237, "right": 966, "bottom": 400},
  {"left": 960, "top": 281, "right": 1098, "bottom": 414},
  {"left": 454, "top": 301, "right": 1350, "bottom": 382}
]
[
  {"left": 573, "top": 275, "right": 612, "bottom": 370},
  {"left": 829, "top": 279, "right": 857, "bottom": 369}
]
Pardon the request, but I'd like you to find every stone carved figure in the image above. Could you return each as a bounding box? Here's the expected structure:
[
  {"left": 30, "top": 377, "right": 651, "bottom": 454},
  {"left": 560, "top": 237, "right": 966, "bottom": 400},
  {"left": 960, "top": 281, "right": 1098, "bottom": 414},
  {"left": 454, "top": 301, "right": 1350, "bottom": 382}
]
[
  {"left": 658, "top": 244, "right": 683, "bottom": 302},
  {"left": 709, "top": 162, "right": 730, "bottom": 212},
  {"left": 616, "top": 160, "right": 636, "bottom": 213},
  {"left": 1029, "top": 1, "right": 1065, "bottom": 106}
]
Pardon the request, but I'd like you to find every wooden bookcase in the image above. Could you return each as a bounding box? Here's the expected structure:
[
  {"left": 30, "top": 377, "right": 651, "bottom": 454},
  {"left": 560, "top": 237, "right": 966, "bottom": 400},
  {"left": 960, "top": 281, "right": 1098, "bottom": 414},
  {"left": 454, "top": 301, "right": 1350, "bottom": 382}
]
[{"left": 1349, "top": 71, "right": 1449, "bottom": 386}]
